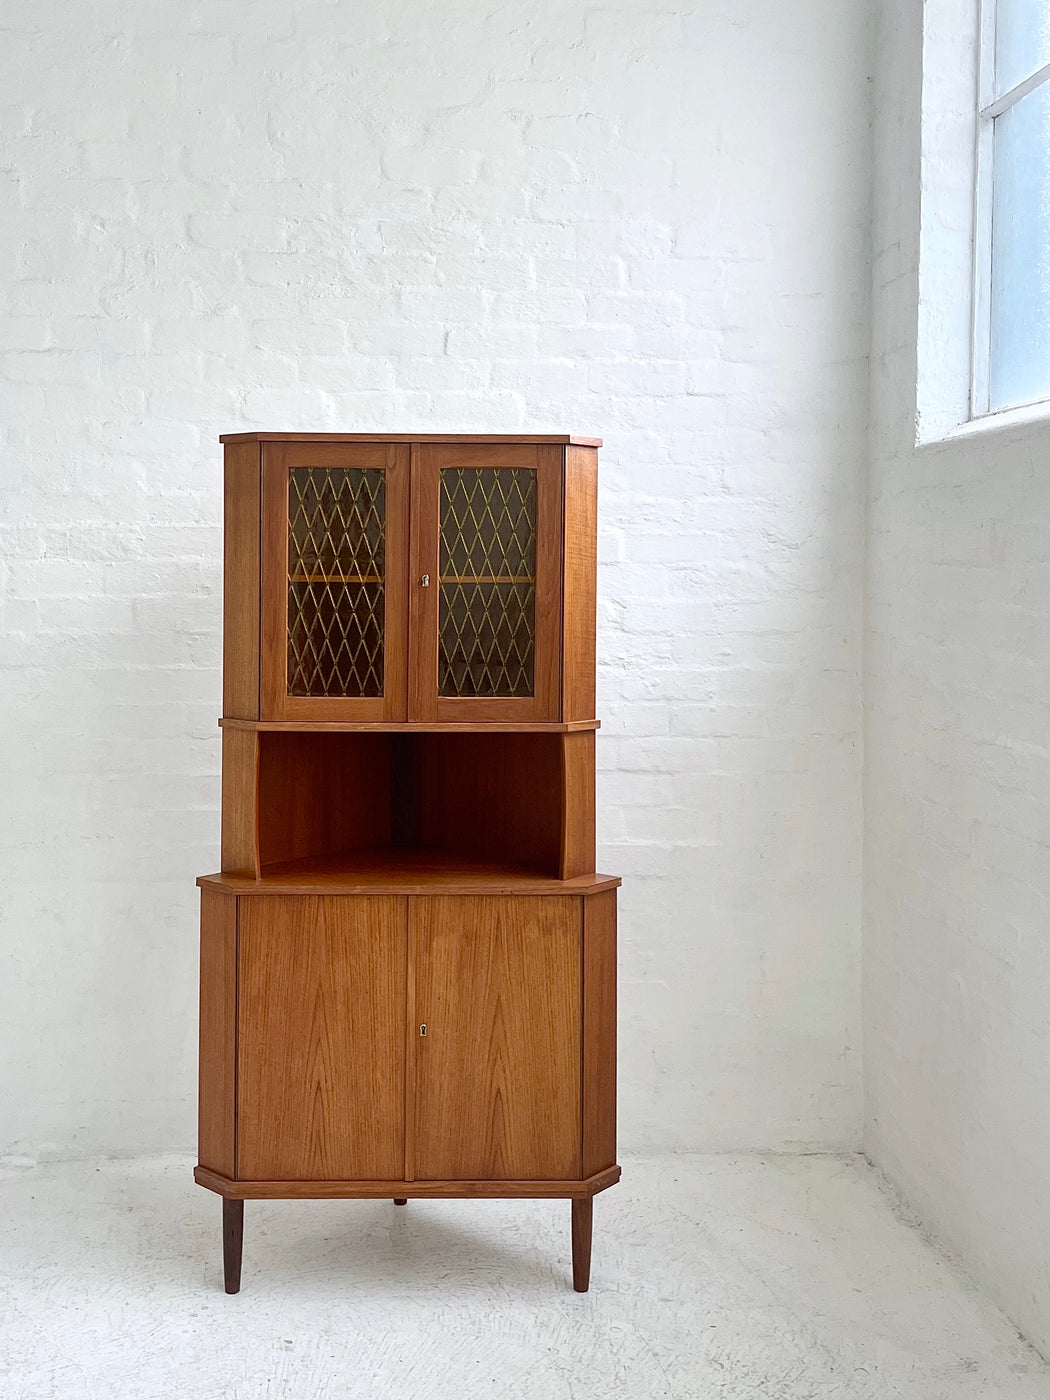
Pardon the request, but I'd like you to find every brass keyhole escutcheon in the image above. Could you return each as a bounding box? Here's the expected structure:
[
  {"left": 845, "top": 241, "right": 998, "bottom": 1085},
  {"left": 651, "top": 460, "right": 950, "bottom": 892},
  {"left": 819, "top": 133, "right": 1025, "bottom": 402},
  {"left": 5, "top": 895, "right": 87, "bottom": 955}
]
[
  {"left": 419, "top": 1023, "right": 427, "bottom": 1037},
  {"left": 420, "top": 574, "right": 430, "bottom": 587}
]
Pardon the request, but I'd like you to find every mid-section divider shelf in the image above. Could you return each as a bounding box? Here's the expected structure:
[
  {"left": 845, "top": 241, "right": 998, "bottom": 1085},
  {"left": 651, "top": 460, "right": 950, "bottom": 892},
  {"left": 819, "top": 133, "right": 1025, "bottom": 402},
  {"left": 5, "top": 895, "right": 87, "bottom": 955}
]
[{"left": 198, "top": 847, "right": 618, "bottom": 897}]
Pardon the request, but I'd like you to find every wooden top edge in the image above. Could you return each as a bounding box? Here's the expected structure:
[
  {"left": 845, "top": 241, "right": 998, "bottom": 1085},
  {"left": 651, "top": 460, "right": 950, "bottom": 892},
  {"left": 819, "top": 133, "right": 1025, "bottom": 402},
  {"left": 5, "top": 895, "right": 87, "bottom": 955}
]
[
  {"left": 218, "top": 432, "right": 602, "bottom": 446},
  {"left": 218, "top": 718, "right": 600, "bottom": 733}
]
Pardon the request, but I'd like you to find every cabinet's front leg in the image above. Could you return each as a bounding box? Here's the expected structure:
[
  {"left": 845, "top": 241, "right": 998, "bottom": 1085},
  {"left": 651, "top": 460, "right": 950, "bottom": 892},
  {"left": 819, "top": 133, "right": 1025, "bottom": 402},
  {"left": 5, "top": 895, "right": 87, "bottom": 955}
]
[
  {"left": 393, "top": 1198, "right": 408, "bottom": 1205},
  {"left": 571, "top": 1197, "right": 592, "bottom": 1292},
  {"left": 223, "top": 1198, "right": 244, "bottom": 1294}
]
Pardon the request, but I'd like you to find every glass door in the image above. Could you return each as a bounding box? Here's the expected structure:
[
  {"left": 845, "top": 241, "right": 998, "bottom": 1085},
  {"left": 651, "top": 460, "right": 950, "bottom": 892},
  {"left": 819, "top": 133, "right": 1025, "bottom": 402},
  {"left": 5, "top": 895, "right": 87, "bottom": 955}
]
[
  {"left": 409, "top": 443, "right": 562, "bottom": 722},
  {"left": 261, "top": 443, "right": 409, "bottom": 721},
  {"left": 439, "top": 465, "right": 536, "bottom": 700}
]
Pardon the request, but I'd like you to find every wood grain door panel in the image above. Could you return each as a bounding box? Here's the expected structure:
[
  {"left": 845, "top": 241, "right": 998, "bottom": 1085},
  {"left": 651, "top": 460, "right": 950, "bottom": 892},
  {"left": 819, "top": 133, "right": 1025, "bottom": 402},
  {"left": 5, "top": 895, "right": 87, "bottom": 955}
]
[
  {"left": 410, "top": 896, "right": 581, "bottom": 1181},
  {"left": 238, "top": 895, "right": 406, "bottom": 1181}
]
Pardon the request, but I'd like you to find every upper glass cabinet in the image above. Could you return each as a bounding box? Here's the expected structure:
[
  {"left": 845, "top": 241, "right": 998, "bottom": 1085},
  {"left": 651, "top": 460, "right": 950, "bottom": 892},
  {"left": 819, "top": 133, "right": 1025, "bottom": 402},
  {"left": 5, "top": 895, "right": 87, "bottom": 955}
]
[{"left": 222, "top": 435, "right": 598, "bottom": 726}]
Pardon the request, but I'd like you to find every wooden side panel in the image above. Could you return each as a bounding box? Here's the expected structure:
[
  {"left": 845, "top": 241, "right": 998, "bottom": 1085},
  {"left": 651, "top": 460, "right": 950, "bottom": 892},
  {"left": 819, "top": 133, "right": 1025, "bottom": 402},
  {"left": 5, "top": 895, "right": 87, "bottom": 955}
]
[
  {"left": 560, "top": 730, "right": 596, "bottom": 879},
  {"left": 533, "top": 443, "right": 564, "bottom": 724},
  {"left": 220, "top": 727, "right": 259, "bottom": 877},
  {"left": 582, "top": 889, "right": 617, "bottom": 1177},
  {"left": 411, "top": 896, "right": 581, "bottom": 1181},
  {"left": 561, "top": 445, "right": 598, "bottom": 723},
  {"left": 416, "top": 732, "right": 562, "bottom": 875},
  {"left": 222, "top": 440, "right": 261, "bottom": 719},
  {"left": 237, "top": 896, "right": 406, "bottom": 1181},
  {"left": 256, "top": 732, "right": 392, "bottom": 868},
  {"left": 199, "top": 888, "right": 237, "bottom": 1178}
]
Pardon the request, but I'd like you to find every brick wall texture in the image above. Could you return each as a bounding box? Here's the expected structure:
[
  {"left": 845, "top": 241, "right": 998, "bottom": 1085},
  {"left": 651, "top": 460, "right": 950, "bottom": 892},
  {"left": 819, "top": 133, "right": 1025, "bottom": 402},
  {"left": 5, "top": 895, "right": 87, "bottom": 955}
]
[{"left": 0, "top": 0, "right": 870, "bottom": 1156}]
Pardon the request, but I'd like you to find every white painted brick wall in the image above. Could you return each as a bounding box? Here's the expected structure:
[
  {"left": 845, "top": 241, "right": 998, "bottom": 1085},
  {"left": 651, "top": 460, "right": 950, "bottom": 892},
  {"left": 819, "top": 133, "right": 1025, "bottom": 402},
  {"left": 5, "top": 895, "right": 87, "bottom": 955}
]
[
  {"left": 867, "top": 0, "right": 1050, "bottom": 1358},
  {"left": 0, "top": 0, "right": 869, "bottom": 1159}
]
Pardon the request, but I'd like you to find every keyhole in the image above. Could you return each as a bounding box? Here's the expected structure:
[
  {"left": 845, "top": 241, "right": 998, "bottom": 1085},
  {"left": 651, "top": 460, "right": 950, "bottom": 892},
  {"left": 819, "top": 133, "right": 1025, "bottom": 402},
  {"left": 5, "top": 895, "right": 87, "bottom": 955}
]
[{"left": 419, "top": 1023, "right": 427, "bottom": 1037}]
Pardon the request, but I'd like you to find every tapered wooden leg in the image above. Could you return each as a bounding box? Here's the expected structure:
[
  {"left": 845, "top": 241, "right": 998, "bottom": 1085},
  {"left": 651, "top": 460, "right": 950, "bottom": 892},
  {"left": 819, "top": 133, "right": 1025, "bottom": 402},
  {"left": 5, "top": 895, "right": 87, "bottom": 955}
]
[
  {"left": 223, "top": 1198, "right": 243, "bottom": 1295},
  {"left": 393, "top": 1198, "right": 408, "bottom": 1205},
  {"left": 571, "top": 1197, "right": 592, "bottom": 1292}
]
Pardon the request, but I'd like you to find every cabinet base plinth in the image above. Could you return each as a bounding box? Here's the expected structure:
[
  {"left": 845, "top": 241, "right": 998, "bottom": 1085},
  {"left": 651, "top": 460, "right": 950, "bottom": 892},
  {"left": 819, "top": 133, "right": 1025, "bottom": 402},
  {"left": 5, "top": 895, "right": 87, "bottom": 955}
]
[{"left": 194, "top": 1164, "right": 620, "bottom": 1200}]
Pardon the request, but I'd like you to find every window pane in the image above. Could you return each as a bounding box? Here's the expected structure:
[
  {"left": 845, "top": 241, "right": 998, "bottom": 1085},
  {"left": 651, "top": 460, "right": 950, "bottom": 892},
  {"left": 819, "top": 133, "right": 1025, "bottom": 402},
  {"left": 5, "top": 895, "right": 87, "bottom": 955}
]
[
  {"left": 287, "top": 467, "right": 386, "bottom": 698},
  {"left": 996, "top": 0, "right": 1050, "bottom": 96},
  {"left": 438, "top": 467, "right": 536, "bottom": 699},
  {"left": 989, "top": 82, "right": 1050, "bottom": 410}
]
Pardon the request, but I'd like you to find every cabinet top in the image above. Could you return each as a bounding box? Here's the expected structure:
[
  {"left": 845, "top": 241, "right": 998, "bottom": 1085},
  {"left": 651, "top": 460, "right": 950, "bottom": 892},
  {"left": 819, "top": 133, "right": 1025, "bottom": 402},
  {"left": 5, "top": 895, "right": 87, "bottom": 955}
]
[{"left": 219, "top": 431, "right": 602, "bottom": 446}]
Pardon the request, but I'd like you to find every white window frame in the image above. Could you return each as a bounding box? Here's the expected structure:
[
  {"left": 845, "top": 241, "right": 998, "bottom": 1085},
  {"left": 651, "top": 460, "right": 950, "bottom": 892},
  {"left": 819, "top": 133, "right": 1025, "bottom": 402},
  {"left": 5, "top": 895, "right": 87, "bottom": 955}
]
[{"left": 971, "top": 0, "right": 1050, "bottom": 417}]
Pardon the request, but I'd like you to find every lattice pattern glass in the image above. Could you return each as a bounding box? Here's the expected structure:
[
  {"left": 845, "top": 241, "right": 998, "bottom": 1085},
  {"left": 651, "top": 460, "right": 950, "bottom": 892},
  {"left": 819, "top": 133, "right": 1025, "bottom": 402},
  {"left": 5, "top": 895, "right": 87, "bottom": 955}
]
[
  {"left": 287, "top": 467, "right": 385, "bottom": 698},
  {"left": 439, "top": 467, "right": 536, "bottom": 698}
]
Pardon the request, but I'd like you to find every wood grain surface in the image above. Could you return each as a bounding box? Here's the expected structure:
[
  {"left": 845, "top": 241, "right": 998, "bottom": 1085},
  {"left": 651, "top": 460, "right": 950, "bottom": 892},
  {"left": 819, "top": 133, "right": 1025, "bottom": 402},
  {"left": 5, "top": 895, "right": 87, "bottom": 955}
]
[
  {"left": 410, "top": 896, "right": 582, "bottom": 1180},
  {"left": 222, "top": 440, "right": 261, "bottom": 719},
  {"left": 193, "top": 1163, "right": 621, "bottom": 1200},
  {"left": 561, "top": 445, "right": 598, "bottom": 722},
  {"left": 220, "top": 726, "right": 259, "bottom": 877},
  {"left": 198, "top": 887, "right": 237, "bottom": 1178},
  {"left": 416, "top": 732, "right": 563, "bottom": 875},
  {"left": 559, "top": 729, "right": 596, "bottom": 879},
  {"left": 256, "top": 731, "right": 392, "bottom": 867},
  {"left": 199, "top": 851, "right": 620, "bottom": 897},
  {"left": 582, "top": 889, "right": 617, "bottom": 1177},
  {"left": 237, "top": 896, "right": 406, "bottom": 1180},
  {"left": 217, "top": 718, "right": 600, "bottom": 732},
  {"left": 571, "top": 1196, "right": 593, "bottom": 1291}
]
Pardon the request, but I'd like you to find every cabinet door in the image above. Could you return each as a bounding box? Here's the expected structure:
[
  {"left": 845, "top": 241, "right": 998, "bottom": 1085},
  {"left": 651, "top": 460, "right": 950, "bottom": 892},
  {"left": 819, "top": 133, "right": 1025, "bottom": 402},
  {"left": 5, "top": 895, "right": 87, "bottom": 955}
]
[
  {"left": 260, "top": 442, "right": 409, "bottom": 721},
  {"left": 238, "top": 896, "right": 405, "bottom": 1181},
  {"left": 409, "top": 896, "right": 581, "bottom": 1181},
  {"left": 408, "top": 444, "right": 563, "bottom": 722}
]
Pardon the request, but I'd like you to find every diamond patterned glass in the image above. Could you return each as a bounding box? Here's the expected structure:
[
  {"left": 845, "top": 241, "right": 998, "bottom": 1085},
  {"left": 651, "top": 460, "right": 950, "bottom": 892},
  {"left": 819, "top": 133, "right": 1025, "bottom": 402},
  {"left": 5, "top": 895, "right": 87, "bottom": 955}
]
[
  {"left": 439, "top": 467, "right": 536, "bottom": 698},
  {"left": 287, "top": 467, "right": 385, "bottom": 698}
]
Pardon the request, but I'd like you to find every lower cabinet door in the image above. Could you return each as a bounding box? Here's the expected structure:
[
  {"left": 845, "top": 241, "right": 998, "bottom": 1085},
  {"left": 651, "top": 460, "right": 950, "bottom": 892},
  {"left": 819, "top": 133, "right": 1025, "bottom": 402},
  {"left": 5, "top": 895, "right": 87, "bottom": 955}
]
[
  {"left": 410, "top": 896, "right": 582, "bottom": 1181},
  {"left": 238, "top": 895, "right": 405, "bottom": 1181}
]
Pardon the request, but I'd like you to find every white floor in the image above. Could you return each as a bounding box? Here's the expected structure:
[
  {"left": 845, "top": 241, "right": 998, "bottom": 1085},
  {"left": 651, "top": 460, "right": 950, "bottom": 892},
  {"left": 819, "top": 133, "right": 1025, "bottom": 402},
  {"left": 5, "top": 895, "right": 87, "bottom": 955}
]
[{"left": 0, "top": 1154, "right": 1045, "bottom": 1399}]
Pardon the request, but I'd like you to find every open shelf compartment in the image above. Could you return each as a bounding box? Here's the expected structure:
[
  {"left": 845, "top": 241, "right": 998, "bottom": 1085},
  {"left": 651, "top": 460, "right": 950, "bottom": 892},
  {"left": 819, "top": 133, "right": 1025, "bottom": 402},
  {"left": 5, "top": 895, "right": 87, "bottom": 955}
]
[{"left": 221, "top": 728, "right": 595, "bottom": 884}]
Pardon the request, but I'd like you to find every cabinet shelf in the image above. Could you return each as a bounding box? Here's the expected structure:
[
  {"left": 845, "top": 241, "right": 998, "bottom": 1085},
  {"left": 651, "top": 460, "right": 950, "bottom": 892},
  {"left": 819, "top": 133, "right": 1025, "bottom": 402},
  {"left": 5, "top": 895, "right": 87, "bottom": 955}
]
[
  {"left": 290, "top": 575, "right": 383, "bottom": 584},
  {"left": 440, "top": 575, "right": 535, "bottom": 584},
  {"left": 219, "top": 717, "right": 600, "bottom": 733},
  {"left": 199, "top": 846, "right": 619, "bottom": 897}
]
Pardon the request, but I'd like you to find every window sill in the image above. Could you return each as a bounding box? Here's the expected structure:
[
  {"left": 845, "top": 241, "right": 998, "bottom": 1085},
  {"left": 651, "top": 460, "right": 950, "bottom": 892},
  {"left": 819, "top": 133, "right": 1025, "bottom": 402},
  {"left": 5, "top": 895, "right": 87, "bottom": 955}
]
[{"left": 919, "top": 397, "right": 1050, "bottom": 447}]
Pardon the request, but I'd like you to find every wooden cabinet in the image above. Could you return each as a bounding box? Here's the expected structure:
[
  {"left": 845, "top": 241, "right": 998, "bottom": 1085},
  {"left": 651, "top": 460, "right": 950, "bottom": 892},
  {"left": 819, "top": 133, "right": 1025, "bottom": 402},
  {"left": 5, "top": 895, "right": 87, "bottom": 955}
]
[
  {"left": 226, "top": 434, "right": 598, "bottom": 725},
  {"left": 197, "top": 433, "right": 619, "bottom": 1296}
]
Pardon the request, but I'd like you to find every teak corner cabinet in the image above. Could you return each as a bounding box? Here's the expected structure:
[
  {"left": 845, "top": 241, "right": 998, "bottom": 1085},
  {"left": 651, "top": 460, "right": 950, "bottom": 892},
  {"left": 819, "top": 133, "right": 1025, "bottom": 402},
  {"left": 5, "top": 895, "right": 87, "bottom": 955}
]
[{"left": 196, "top": 433, "right": 620, "bottom": 1294}]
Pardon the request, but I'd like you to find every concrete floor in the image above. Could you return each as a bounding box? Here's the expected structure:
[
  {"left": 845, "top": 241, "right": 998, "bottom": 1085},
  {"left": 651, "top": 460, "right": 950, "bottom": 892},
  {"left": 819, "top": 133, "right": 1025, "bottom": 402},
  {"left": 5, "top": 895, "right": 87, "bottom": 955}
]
[{"left": 0, "top": 1154, "right": 1045, "bottom": 1399}]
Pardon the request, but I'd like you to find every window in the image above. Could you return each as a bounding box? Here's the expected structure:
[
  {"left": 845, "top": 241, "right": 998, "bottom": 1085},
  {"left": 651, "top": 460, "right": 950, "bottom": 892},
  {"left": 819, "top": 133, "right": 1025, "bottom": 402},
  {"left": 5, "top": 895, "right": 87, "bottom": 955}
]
[{"left": 974, "top": 0, "right": 1050, "bottom": 414}]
